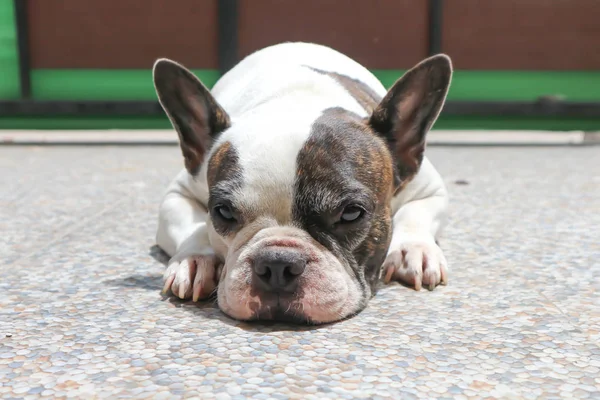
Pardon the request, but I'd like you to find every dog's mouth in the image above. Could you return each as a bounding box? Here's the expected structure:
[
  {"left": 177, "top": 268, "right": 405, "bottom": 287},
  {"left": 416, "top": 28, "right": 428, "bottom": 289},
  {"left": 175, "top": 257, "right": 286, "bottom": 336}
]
[
  {"left": 256, "top": 308, "right": 314, "bottom": 325},
  {"left": 246, "top": 293, "right": 317, "bottom": 325},
  {"left": 239, "top": 293, "right": 321, "bottom": 325}
]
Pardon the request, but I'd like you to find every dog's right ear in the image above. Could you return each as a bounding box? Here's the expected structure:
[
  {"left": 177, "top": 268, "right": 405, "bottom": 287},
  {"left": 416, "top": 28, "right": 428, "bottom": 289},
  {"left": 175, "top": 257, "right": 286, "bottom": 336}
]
[{"left": 153, "top": 59, "right": 230, "bottom": 174}]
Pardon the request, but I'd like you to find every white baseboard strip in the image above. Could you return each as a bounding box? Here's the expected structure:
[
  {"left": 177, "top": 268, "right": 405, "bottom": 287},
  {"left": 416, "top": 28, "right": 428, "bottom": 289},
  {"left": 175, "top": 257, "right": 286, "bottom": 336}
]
[{"left": 0, "top": 130, "right": 598, "bottom": 146}]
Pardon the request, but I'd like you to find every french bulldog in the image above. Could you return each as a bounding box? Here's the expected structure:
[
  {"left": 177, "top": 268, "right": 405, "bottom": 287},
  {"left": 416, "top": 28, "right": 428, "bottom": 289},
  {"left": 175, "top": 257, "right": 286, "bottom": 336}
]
[{"left": 154, "top": 42, "right": 451, "bottom": 324}]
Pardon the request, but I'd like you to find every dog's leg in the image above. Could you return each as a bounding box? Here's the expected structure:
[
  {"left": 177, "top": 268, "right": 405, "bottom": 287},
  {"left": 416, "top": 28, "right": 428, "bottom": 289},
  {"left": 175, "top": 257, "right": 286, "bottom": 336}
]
[
  {"left": 156, "top": 181, "right": 221, "bottom": 301},
  {"left": 382, "top": 161, "right": 449, "bottom": 291}
]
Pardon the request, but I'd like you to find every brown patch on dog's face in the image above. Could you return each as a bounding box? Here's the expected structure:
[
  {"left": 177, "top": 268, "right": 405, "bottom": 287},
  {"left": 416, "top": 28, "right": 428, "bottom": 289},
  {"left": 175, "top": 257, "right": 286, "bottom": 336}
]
[
  {"left": 293, "top": 107, "right": 395, "bottom": 300},
  {"left": 303, "top": 72, "right": 398, "bottom": 281},
  {"left": 206, "top": 141, "right": 244, "bottom": 238},
  {"left": 207, "top": 141, "right": 238, "bottom": 187}
]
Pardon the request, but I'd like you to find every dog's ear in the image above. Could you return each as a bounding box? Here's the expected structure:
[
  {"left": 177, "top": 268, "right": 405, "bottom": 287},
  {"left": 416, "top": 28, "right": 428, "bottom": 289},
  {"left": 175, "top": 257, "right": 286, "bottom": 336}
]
[
  {"left": 369, "top": 54, "right": 452, "bottom": 189},
  {"left": 153, "top": 59, "right": 230, "bottom": 174}
]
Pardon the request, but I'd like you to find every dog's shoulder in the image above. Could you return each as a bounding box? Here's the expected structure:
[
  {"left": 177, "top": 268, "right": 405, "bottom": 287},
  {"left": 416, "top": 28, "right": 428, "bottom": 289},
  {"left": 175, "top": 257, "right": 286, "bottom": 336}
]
[{"left": 391, "top": 157, "right": 448, "bottom": 213}]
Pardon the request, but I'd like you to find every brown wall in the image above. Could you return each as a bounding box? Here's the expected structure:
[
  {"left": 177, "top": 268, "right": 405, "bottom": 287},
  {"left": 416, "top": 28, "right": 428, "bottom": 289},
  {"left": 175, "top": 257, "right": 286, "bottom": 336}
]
[
  {"left": 238, "top": 0, "right": 429, "bottom": 70},
  {"left": 26, "top": 0, "right": 600, "bottom": 70},
  {"left": 443, "top": 0, "right": 600, "bottom": 70},
  {"left": 28, "top": 0, "right": 219, "bottom": 69}
]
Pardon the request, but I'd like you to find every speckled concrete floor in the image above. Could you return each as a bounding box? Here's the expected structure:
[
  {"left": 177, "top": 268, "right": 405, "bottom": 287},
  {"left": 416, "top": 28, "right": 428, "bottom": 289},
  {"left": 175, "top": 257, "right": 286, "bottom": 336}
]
[{"left": 1, "top": 145, "right": 599, "bottom": 399}]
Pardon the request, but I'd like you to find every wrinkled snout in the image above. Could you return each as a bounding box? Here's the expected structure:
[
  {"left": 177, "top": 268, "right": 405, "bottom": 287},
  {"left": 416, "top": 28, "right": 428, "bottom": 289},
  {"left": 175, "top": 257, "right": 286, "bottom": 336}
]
[
  {"left": 252, "top": 247, "right": 307, "bottom": 293},
  {"left": 217, "top": 226, "right": 365, "bottom": 324}
]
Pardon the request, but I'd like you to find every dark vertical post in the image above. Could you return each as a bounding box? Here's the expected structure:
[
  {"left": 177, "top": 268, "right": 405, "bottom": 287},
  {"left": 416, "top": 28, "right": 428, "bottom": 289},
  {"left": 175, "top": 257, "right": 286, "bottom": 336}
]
[
  {"left": 428, "top": 0, "right": 443, "bottom": 55},
  {"left": 13, "top": 0, "right": 32, "bottom": 99},
  {"left": 218, "top": 0, "right": 239, "bottom": 75}
]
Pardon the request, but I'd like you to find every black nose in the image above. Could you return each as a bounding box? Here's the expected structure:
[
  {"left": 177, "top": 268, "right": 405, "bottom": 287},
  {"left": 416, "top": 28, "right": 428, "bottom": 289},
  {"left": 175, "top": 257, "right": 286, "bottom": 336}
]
[{"left": 253, "top": 248, "right": 307, "bottom": 293}]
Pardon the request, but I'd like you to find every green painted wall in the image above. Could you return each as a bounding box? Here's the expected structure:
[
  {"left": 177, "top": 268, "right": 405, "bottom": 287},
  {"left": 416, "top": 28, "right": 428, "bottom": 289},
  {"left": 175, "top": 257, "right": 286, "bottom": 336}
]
[
  {"left": 32, "top": 69, "right": 220, "bottom": 100},
  {"left": 376, "top": 70, "right": 600, "bottom": 102},
  {"left": 445, "top": 71, "right": 600, "bottom": 102},
  {"left": 0, "top": 0, "right": 19, "bottom": 99},
  {"left": 28, "top": 69, "right": 600, "bottom": 102}
]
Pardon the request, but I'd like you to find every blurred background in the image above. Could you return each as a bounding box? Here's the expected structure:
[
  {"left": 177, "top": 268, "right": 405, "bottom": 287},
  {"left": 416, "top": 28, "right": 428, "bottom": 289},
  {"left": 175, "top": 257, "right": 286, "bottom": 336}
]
[{"left": 0, "top": 0, "right": 599, "bottom": 132}]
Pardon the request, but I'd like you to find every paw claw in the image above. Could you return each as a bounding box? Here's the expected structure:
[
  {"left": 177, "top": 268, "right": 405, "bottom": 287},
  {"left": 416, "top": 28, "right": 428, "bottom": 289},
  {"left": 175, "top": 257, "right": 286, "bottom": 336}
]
[
  {"left": 162, "top": 274, "right": 175, "bottom": 294},
  {"left": 192, "top": 282, "right": 202, "bottom": 303},
  {"left": 441, "top": 265, "right": 448, "bottom": 285},
  {"left": 178, "top": 284, "right": 186, "bottom": 299},
  {"left": 414, "top": 278, "right": 422, "bottom": 291},
  {"left": 384, "top": 266, "right": 394, "bottom": 283}
]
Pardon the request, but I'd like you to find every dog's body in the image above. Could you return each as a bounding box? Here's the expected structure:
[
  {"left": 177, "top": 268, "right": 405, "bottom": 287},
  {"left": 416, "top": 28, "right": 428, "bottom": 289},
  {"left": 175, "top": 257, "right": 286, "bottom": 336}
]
[{"left": 155, "top": 42, "right": 451, "bottom": 324}]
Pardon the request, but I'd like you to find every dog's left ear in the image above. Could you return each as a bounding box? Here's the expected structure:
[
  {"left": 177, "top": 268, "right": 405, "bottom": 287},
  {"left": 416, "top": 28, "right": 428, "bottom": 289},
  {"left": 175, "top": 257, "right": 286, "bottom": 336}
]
[
  {"left": 153, "top": 59, "right": 231, "bottom": 174},
  {"left": 369, "top": 54, "right": 452, "bottom": 188}
]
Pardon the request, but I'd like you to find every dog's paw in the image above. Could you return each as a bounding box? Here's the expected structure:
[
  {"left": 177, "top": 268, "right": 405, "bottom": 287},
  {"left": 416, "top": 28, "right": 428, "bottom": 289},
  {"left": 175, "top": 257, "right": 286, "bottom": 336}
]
[
  {"left": 382, "top": 237, "right": 448, "bottom": 291},
  {"left": 162, "top": 255, "right": 222, "bottom": 301}
]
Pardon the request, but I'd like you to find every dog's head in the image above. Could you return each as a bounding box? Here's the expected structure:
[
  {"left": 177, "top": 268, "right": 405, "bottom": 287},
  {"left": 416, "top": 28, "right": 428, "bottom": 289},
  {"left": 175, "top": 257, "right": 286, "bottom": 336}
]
[{"left": 153, "top": 55, "right": 452, "bottom": 324}]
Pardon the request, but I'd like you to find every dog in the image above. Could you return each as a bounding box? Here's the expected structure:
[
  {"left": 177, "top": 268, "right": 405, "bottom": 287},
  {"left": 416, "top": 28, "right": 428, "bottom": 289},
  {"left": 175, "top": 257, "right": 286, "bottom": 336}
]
[{"left": 154, "top": 42, "right": 452, "bottom": 324}]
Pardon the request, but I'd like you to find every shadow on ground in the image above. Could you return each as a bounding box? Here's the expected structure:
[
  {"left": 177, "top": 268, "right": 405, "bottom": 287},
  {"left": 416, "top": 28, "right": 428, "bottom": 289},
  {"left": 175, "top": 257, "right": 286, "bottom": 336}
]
[{"left": 102, "top": 245, "right": 323, "bottom": 332}]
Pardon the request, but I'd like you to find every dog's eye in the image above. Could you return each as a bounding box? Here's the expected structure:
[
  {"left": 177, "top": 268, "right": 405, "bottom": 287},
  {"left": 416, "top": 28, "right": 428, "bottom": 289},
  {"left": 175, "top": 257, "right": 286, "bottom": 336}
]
[
  {"left": 339, "top": 205, "right": 364, "bottom": 223},
  {"left": 214, "top": 204, "right": 236, "bottom": 222}
]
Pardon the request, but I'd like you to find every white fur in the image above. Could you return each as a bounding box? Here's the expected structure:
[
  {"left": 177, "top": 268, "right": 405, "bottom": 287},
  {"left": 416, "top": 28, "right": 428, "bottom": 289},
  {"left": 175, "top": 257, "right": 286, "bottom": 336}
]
[{"left": 156, "top": 42, "right": 449, "bottom": 321}]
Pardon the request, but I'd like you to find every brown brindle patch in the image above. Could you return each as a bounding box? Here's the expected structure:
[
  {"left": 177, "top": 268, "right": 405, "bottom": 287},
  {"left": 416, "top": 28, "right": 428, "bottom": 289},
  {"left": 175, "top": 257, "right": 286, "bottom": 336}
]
[
  {"left": 297, "top": 107, "right": 394, "bottom": 195},
  {"left": 207, "top": 141, "right": 240, "bottom": 187},
  {"left": 293, "top": 107, "right": 395, "bottom": 297},
  {"left": 308, "top": 67, "right": 382, "bottom": 114},
  {"left": 355, "top": 209, "right": 393, "bottom": 292},
  {"left": 206, "top": 141, "right": 244, "bottom": 237}
]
